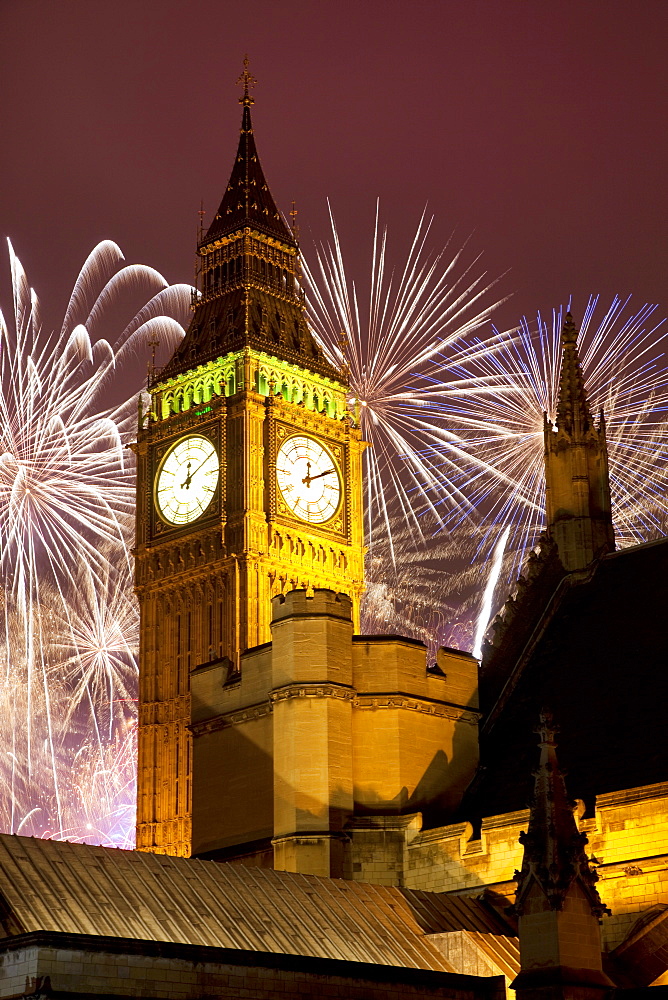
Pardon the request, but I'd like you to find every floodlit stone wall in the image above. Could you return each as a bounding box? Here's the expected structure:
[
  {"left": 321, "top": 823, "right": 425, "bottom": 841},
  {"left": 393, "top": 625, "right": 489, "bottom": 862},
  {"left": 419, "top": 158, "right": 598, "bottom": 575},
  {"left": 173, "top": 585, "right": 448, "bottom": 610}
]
[
  {"left": 402, "top": 782, "right": 668, "bottom": 952},
  {"left": 0, "top": 938, "right": 506, "bottom": 1000}
]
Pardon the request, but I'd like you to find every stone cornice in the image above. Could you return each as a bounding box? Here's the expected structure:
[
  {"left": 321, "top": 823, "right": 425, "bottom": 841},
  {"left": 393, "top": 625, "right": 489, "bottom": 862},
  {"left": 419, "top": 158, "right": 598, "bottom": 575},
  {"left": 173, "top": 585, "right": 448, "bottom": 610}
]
[
  {"left": 272, "top": 830, "right": 350, "bottom": 846},
  {"left": 354, "top": 693, "right": 480, "bottom": 725},
  {"left": 270, "top": 682, "right": 356, "bottom": 704},
  {"left": 595, "top": 781, "right": 668, "bottom": 809},
  {"left": 593, "top": 853, "right": 668, "bottom": 878},
  {"left": 192, "top": 685, "right": 480, "bottom": 737},
  {"left": 191, "top": 700, "right": 272, "bottom": 736}
]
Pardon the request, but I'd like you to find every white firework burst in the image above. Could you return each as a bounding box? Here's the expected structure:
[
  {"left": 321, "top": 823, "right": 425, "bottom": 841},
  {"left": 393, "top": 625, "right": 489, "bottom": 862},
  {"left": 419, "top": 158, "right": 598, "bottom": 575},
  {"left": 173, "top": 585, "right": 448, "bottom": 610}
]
[
  {"left": 0, "top": 238, "right": 190, "bottom": 843},
  {"left": 303, "top": 202, "right": 512, "bottom": 564}
]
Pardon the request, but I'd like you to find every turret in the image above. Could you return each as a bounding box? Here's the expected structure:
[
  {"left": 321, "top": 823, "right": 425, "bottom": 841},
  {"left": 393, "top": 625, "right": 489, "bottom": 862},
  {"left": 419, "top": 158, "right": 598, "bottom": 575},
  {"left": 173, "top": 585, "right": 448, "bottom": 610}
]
[{"left": 543, "top": 313, "right": 614, "bottom": 571}]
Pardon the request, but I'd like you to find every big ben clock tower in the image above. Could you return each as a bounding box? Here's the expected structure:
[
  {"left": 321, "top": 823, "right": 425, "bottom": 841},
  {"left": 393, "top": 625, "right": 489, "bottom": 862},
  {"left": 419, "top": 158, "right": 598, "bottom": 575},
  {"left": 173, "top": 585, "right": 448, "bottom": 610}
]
[{"left": 134, "top": 63, "right": 366, "bottom": 857}]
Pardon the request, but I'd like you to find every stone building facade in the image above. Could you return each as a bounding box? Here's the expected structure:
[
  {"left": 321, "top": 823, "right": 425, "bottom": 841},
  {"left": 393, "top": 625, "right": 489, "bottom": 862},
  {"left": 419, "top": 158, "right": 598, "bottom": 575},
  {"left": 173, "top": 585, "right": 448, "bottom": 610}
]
[{"left": 186, "top": 307, "right": 668, "bottom": 980}]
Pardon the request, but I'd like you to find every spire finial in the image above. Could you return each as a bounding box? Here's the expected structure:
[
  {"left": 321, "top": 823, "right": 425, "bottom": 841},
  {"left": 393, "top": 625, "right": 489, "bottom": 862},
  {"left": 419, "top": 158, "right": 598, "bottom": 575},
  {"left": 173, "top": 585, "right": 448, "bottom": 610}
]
[
  {"left": 289, "top": 201, "right": 300, "bottom": 242},
  {"left": 197, "top": 199, "right": 205, "bottom": 243},
  {"left": 562, "top": 310, "right": 577, "bottom": 344},
  {"left": 535, "top": 707, "right": 558, "bottom": 747},
  {"left": 237, "top": 54, "right": 257, "bottom": 107},
  {"left": 147, "top": 333, "right": 160, "bottom": 385}
]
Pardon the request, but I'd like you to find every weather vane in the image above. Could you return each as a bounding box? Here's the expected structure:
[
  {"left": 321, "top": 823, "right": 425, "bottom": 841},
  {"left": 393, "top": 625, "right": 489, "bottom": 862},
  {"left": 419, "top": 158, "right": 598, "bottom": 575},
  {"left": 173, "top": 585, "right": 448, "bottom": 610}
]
[{"left": 237, "top": 54, "right": 257, "bottom": 106}]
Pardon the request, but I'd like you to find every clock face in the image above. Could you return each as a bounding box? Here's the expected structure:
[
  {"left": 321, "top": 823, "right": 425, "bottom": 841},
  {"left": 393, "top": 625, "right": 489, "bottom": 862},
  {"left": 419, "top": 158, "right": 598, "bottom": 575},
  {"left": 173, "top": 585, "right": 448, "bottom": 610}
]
[
  {"left": 155, "top": 435, "right": 219, "bottom": 525},
  {"left": 276, "top": 435, "right": 342, "bottom": 524}
]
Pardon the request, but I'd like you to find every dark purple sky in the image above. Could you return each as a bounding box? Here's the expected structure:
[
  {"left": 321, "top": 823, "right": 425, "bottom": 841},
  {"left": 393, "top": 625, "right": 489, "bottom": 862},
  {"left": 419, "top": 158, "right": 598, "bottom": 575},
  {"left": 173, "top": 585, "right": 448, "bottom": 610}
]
[{"left": 1, "top": 1, "right": 667, "bottom": 347}]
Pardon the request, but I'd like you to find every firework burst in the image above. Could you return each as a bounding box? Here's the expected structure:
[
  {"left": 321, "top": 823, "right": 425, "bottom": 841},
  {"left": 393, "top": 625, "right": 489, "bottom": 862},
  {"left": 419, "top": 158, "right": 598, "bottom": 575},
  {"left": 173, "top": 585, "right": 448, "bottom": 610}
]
[
  {"left": 362, "top": 518, "right": 462, "bottom": 642},
  {"left": 303, "top": 203, "right": 512, "bottom": 564},
  {"left": 50, "top": 555, "right": 138, "bottom": 740},
  {"left": 0, "top": 238, "right": 190, "bottom": 843},
  {"left": 306, "top": 212, "right": 668, "bottom": 653},
  {"left": 445, "top": 295, "right": 668, "bottom": 579}
]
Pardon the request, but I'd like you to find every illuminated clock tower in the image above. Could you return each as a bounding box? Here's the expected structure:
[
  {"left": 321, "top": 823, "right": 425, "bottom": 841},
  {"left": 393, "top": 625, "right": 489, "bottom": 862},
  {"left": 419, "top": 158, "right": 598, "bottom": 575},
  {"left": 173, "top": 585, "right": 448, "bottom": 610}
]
[{"left": 134, "top": 64, "right": 366, "bottom": 856}]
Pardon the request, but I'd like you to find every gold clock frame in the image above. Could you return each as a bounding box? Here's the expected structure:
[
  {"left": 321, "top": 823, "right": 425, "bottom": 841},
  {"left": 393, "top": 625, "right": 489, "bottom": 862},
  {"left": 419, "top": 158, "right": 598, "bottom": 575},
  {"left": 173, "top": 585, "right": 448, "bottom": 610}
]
[
  {"left": 149, "top": 422, "right": 222, "bottom": 540},
  {"left": 270, "top": 419, "right": 349, "bottom": 540},
  {"left": 275, "top": 432, "right": 343, "bottom": 527}
]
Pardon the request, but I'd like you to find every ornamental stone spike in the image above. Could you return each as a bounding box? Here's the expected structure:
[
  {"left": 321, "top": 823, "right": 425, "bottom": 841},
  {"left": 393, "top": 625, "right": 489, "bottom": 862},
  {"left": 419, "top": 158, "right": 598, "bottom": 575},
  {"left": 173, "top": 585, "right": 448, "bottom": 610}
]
[
  {"left": 512, "top": 711, "right": 613, "bottom": 1000},
  {"left": 514, "top": 709, "right": 608, "bottom": 917}
]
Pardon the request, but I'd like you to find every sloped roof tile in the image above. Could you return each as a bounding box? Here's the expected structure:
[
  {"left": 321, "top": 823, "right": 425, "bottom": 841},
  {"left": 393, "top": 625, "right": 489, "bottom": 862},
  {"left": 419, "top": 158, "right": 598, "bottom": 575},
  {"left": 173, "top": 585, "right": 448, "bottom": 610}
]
[{"left": 0, "top": 834, "right": 510, "bottom": 972}]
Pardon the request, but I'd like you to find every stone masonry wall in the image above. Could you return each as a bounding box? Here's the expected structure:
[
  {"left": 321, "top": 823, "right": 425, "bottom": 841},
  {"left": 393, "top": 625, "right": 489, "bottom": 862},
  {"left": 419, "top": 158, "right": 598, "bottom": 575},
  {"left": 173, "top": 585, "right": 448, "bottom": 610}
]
[
  {"left": 398, "top": 782, "right": 668, "bottom": 952},
  {"left": 0, "top": 938, "right": 505, "bottom": 1000}
]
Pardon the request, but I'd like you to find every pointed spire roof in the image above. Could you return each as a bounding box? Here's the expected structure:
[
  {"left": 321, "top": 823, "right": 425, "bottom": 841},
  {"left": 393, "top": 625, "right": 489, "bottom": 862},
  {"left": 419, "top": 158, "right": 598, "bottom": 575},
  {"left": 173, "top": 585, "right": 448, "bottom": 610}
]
[
  {"left": 555, "top": 312, "right": 595, "bottom": 434},
  {"left": 514, "top": 710, "right": 608, "bottom": 917},
  {"left": 203, "top": 58, "right": 295, "bottom": 247}
]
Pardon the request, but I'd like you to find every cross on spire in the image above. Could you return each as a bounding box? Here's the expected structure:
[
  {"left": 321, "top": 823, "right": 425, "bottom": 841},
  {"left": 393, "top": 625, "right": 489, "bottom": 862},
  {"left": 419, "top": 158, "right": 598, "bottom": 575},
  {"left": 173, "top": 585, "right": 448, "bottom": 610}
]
[{"left": 237, "top": 54, "right": 257, "bottom": 107}]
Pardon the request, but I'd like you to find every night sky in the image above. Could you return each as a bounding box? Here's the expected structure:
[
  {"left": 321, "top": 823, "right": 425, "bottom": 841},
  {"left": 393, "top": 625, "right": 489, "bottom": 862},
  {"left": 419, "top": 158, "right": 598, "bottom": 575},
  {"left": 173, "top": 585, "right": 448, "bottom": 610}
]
[{"left": 1, "top": 1, "right": 667, "bottom": 360}]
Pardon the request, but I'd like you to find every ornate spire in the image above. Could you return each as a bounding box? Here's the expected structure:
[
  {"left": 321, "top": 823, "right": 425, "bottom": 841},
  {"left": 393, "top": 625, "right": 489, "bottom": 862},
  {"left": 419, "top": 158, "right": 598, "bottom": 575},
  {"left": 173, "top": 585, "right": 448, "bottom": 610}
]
[
  {"left": 159, "top": 61, "right": 340, "bottom": 383},
  {"left": 514, "top": 710, "right": 608, "bottom": 917},
  {"left": 543, "top": 312, "right": 615, "bottom": 571},
  {"left": 203, "top": 58, "right": 294, "bottom": 247},
  {"left": 555, "top": 312, "right": 594, "bottom": 435}
]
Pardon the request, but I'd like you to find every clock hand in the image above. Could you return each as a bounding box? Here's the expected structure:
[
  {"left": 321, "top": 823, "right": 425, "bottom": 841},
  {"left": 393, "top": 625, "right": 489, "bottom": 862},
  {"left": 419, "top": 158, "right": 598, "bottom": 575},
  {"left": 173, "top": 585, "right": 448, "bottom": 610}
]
[
  {"left": 180, "top": 449, "right": 215, "bottom": 489},
  {"left": 180, "top": 461, "right": 193, "bottom": 489},
  {"left": 302, "top": 467, "right": 336, "bottom": 485}
]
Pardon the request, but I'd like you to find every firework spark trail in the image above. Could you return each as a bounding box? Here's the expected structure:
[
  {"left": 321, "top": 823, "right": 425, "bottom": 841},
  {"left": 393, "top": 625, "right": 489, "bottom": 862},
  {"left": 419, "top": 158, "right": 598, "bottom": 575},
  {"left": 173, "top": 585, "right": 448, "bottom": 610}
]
[
  {"left": 303, "top": 202, "right": 513, "bottom": 564},
  {"left": 440, "top": 296, "right": 668, "bottom": 579},
  {"left": 0, "top": 611, "right": 137, "bottom": 848},
  {"left": 361, "top": 515, "right": 466, "bottom": 640},
  {"left": 473, "top": 526, "right": 510, "bottom": 659},
  {"left": 49, "top": 554, "right": 139, "bottom": 741},
  {"left": 0, "top": 239, "right": 190, "bottom": 844}
]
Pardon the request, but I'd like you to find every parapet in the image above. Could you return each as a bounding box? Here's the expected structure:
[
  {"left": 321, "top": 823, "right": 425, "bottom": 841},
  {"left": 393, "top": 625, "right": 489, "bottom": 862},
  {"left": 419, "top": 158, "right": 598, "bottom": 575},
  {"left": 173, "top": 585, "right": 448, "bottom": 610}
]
[
  {"left": 271, "top": 588, "right": 353, "bottom": 624},
  {"left": 436, "top": 646, "right": 479, "bottom": 709}
]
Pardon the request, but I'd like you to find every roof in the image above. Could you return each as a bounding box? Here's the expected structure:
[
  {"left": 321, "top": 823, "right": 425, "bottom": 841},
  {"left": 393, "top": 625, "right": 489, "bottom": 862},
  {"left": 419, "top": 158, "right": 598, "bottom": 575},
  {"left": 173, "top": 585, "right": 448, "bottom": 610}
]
[
  {"left": 157, "top": 286, "right": 342, "bottom": 383},
  {"left": 427, "top": 930, "right": 520, "bottom": 983},
  {"left": 469, "top": 536, "right": 668, "bottom": 820},
  {"left": 0, "top": 834, "right": 512, "bottom": 971},
  {"left": 403, "top": 888, "right": 516, "bottom": 936},
  {"left": 609, "top": 903, "right": 668, "bottom": 987},
  {"left": 157, "top": 93, "right": 342, "bottom": 384},
  {"left": 204, "top": 102, "right": 294, "bottom": 247}
]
